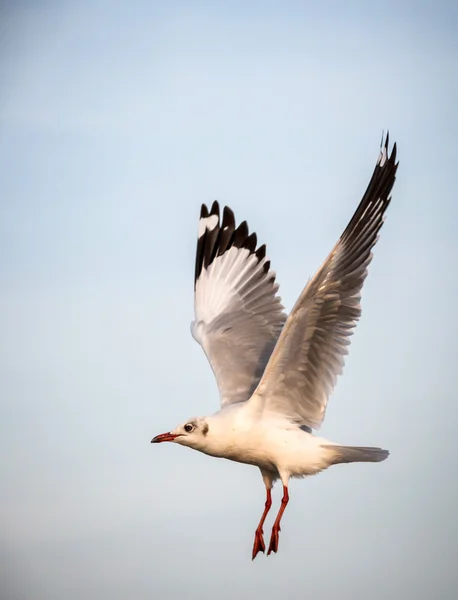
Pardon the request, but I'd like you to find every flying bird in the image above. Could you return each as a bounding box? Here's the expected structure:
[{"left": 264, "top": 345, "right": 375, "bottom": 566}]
[{"left": 152, "top": 134, "right": 398, "bottom": 559}]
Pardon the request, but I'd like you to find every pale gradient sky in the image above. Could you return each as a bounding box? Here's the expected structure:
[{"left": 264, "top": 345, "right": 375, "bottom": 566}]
[{"left": 1, "top": 1, "right": 458, "bottom": 599}]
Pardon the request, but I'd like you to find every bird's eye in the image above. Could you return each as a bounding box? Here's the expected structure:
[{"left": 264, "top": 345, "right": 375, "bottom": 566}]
[{"left": 184, "top": 424, "right": 194, "bottom": 433}]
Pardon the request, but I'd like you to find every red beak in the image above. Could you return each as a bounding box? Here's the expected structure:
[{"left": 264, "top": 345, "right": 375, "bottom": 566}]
[{"left": 151, "top": 432, "right": 179, "bottom": 443}]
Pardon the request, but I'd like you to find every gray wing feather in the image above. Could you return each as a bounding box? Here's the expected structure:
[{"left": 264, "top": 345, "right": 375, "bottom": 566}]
[{"left": 251, "top": 134, "right": 398, "bottom": 429}]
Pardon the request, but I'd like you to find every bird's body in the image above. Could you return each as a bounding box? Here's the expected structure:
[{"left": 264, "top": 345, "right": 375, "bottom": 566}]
[
  {"left": 178, "top": 402, "right": 388, "bottom": 481},
  {"left": 184, "top": 405, "right": 334, "bottom": 476},
  {"left": 152, "top": 134, "right": 398, "bottom": 559}
]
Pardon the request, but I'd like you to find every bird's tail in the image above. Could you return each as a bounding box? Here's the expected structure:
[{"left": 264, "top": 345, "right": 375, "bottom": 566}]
[{"left": 323, "top": 445, "right": 389, "bottom": 465}]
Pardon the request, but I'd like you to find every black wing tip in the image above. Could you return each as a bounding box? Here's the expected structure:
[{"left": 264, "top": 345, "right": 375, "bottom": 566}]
[
  {"left": 378, "top": 130, "right": 398, "bottom": 169},
  {"left": 233, "top": 220, "right": 249, "bottom": 248},
  {"left": 340, "top": 132, "right": 399, "bottom": 245},
  {"left": 210, "top": 200, "right": 220, "bottom": 217},
  {"left": 194, "top": 203, "right": 272, "bottom": 284},
  {"left": 200, "top": 200, "right": 220, "bottom": 219},
  {"left": 222, "top": 205, "right": 235, "bottom": 229},
  {"left": 255, "top": 243, "right": 266, "bottom": 261},
  {"left": 245, "top": 232, "right": 257, "bottom": 253}
]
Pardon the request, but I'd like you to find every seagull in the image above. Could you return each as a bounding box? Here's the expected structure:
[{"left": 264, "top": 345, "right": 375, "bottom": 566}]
[{"left": 152, "top": 134, "right": 398, "bottom": 559}]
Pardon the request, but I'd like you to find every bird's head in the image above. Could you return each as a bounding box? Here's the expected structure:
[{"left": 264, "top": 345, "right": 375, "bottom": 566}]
[{"left": 151, "top": 417, "right": 210, "bottom": 450}]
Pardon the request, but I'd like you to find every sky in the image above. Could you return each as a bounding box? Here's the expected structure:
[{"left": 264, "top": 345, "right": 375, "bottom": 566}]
[{"left": 1, "top": 1, "right": 458, "bottom": 598}]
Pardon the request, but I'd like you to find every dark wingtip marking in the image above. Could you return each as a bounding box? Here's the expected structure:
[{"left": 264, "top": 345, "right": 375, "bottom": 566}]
[
  {"left": 210, "top": 200, "right": 220, "bottom": 218},
  {"left": 222, "top": 206, "right": 235, "bottom": 229},
  {"left": 194, "top": 205, "right": 275, "bottom": 286},
  {"left": 391, "top": 142, "right": 398, "bottom": 165},
  {"left": 217, "top": 208, "right": 236, "bottom": 257},
  {"left": 340, "top": 133, "right": 398, "bottom": 251},
  {"left": 233, "top": 220, "right": 249, "bottom": 248},
  {"left": 195, "top": 201, "right": 221, "bottom": 286},
  {"left": 245, "top": 232, "right": 257, "bottom": 252},
  {"left": 255, "top": 244, "right": 266, "bottom": 261},
  {"left": 380, "top": 130, "right": 389, "bottom": 151}
]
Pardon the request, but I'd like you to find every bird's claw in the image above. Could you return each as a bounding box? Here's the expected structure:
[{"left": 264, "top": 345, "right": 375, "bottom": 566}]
[
  {"left": 267, "top": 526, "right": 280, "bottom": 555},
  {"left": 252, "top": 529, "right": 266, "bottom": 560}
]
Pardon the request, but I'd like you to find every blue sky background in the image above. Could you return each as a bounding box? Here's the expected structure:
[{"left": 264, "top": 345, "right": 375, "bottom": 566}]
[{"left": 1, "top": 1, "right": 457, "bottom": 599}]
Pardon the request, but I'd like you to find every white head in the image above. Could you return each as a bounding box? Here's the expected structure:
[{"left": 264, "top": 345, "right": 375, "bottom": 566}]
[{"left": 151, "top": 416, "right": 210, "bottom": 451}]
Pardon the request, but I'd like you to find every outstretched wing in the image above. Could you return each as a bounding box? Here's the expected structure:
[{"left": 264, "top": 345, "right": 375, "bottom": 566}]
[
  {"left": 191, "top": 201, "right": 286, "bottom": 406},
  {"left": 251, "top": 134, "right": 398, "bottom": 429}
]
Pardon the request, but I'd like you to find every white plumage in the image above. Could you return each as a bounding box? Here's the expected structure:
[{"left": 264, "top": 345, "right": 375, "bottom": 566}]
[{"left": 152, "top": 133, "right": 398, "bottom": 559}]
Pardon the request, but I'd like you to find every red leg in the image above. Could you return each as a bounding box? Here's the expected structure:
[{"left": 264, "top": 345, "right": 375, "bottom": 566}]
[
  {"left": 252, "top": 488, "right": 272, "bottom": 560},
  {"left": 267, "top": 485, "right": 289, "bottom": 556}
]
